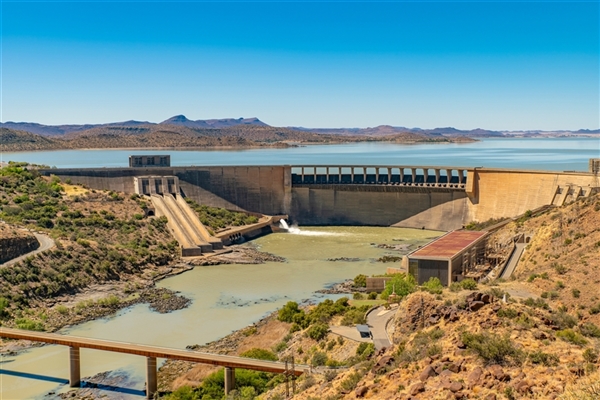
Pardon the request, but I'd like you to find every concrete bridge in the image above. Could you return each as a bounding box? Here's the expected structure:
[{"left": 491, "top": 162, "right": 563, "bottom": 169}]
[
  {"left": 0, "top": 327, "right": 306, "bottom": 398},
  {"left": 42, "top": 163, "right": 599, "bottom": 232}
]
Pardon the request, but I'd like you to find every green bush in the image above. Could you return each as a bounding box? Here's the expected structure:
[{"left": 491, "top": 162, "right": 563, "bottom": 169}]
[
  {"left": 554, "top": 264, "right": 568, "bottom": 274},
  {"left": 311, "top": 351, "right": 328, "bottom": 367},
  {"left": 306, "top": 323, "right": 329, "bottom": 341},
  {"left": 589, "top": 303, "right": 600, "bottom": 315},
  {"left": 380, "top": 273, "right": 416, "bottom": 300},
  {"left": 240, "top": 348, "right": 278, "bottom": 361},
  {"left": 460, "top": 278, "right": 478, "bottom": 290},
  {"left": 497, "top": 307, "right": 519, "bottom": 319},
  {"left": 278, "top": 301, "right": 304, "bottom": 323},
  {"left": 421, "top": 277, "right": 443, "bottom": 295},
  {"left": 15, "top": 318, "right": 44, "bottom": 331},
  {"left": 356, "top": 342, "right": 375, "bottom": 358},
  {"left": 523, "top": 297, "right": 549, "bottom": 310},
  {"left": 340, "top": 308, "right": 366, "bottom": 326},
  {"left": 461, "top": 331, "right": 525, "bottom": 365},
  {"left": 339, "top": 371, "right": 363, "bottom": 392},
  {"left": 529, "top": 351, "right": 559, "bottom": 366},
  {"left": 353, "top": 292, "right": 363, "bottom": 300},
  {"left": 572, "top": 288, "right": 581, "bottom": 298},
  {"left": 368, "top": 292, "right": 377, "bottom": 300},
  {"left": 549, "top": 311, "right": 578, "bottom": 329},
  {"left": 0, "top": 297, "right": 9, "bottom": 318},
  {"left": 449, "top": 282, "right": 462, "bottom": 292},
  {"left": 556, "top": 329, "right": 588, "bottom": 346},
  {"left": 583, "top": 348, "right": 599, "bottom": 363},
  {"left": 353, "top": 274, "right": 367, "bottom": 288},
  {"left": 580, "top": 322, "right": 600, "bottom": 338}
]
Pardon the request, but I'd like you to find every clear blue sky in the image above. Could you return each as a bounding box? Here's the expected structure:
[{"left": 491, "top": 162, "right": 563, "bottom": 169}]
[{"left": 2, "top": 1, "right": 599, "bottom": 130}]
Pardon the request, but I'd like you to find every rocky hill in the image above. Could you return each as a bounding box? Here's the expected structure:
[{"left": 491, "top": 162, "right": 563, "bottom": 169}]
[
  {"left": 1, "top": 123, "right": 474, "bottom": 152},
  {"left": 0, "top": 128, "right": 64, "bottom": 151},
  {"left": 155, "top": 194, "right": 600, "bottom": 400},
  {"left": 0, "top": 224, "right": 39, "bottom": 264}
]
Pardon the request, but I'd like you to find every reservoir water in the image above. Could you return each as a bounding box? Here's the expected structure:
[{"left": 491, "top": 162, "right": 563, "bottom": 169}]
[
  {"left": 1, "top": 137, "right": 598, "bottom": 171},
  {"left": 1, "top": 227, "right": 441, "bottom": 399}
]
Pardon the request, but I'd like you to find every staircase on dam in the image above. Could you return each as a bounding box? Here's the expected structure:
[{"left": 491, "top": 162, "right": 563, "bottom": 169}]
[{"left": 150, "top": 193, "right": 223, "bottom": 256}]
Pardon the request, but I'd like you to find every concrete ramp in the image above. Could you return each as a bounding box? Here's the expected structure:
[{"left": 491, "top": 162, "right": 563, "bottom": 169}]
[
  {"left": 175, "top": 195, "right": 223, "bottom": 250},
  {"left": 500, "top": 242, "right": 526, "bottom": 279},
  {"left": 150, "top": 194, "right": 219, "bottom": 256}
]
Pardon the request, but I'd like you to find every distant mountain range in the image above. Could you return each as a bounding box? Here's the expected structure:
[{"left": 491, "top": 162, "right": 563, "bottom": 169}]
[
  {"left": 1, "top": 116, "right": 597, "bottom": 138},
  {"left": 0, "top": 115, "right": 478, "bottom": 152},
  {"left": 0, "top": 115, "right": 268, "bottom": 137}
]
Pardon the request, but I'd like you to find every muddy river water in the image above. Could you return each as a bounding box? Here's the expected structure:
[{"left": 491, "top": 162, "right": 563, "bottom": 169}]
[{"left": 0, "top": 226, "right": 441, "bottom": 399}]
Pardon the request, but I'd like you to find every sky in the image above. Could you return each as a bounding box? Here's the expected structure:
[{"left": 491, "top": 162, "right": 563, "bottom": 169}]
[{"left": 1, "top": 1, "right": 599, "bottom": 130}]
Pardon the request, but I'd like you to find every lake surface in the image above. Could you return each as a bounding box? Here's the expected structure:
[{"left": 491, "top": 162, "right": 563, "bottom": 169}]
[
  {"left": 0, "top": 226, "right": 440, "bottom": 399},
  {"left": 2, "top": 137, "right": 598, "bottom": 171}
]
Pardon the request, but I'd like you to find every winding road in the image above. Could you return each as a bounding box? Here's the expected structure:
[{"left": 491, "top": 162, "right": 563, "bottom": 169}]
[{"left": 1, "top": 230, "right": 55, "bottom": 267}]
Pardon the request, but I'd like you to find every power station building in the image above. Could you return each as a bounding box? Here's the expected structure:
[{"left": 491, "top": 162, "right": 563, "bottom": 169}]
[{"left": 406, "top": 230, "right": 488, "bottom": 286}]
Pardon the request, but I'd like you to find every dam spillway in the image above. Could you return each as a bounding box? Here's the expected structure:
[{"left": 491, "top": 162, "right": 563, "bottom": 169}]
[{"left": 41, "top": 163, "right": 599, "bottom": 232}]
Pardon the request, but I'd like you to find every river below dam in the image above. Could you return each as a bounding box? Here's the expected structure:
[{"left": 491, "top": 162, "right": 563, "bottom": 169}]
[{"left": 0, "top": 226, "right": 441, "bottom": 399}]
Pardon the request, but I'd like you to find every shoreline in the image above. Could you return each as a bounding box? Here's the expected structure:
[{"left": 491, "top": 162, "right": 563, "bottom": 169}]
[
  {"left": 2, "top": 137, "right": 477, "bottom": 154},
  {"left": 0, "top": 244, "right": 287, "bottom": 356}
]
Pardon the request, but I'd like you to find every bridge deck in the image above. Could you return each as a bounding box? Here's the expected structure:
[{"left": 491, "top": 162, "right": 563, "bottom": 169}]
[{"left": 0, "top": 328, "right": 306, "bottom": 376}]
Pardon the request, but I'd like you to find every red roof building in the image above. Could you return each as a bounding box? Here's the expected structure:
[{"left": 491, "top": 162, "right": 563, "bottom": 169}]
[{"left": 407, "top": 230, "right": 488, "bottom": 285}]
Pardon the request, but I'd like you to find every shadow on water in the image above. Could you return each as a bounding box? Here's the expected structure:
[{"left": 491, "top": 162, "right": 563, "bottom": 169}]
[
  {"left": 0, "top": 369, "right": 146, "bottom": 397},
  {"left": 0, "top": 369, "right": 69, "bottom": 384}
]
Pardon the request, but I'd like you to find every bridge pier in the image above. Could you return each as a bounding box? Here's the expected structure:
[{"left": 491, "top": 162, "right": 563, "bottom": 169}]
[
  {"left": 224, "top": 367, "right": 236, "bottom": 394},
  {"left": 147, "top": 356, "right": 157, "bottom": 399},
  {"left": 69, "top": 346, "right": 80, "bottom": 387}
]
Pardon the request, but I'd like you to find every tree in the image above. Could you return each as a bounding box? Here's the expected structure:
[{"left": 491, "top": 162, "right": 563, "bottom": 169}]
[{"left": 380, "top": 273, "right": 416, "bottom": 300}]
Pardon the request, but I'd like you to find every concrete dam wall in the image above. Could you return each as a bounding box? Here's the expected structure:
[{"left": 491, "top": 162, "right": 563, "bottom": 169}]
[
  {"left": 43, "top": 164, "right": 598, "bottom": 232},
  {"left": 291, "top": 185, "right": 467, "bottom": 230}
]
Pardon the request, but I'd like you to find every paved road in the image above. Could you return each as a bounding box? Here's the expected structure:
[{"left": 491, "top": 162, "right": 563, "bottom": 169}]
[
  {"left": 1, "top": 230, "right": 55, "bottom": 267},
  {"left": 329, "top": 326, "right": 372, "bottom": 343},
  {"left": 367, "top": 306, "right": 396, "bottom": 350}
]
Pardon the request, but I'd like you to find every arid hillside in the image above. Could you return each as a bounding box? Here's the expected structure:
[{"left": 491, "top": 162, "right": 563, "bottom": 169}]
[
  {"left": 2, "top": 123, "right": 475, "bottom": 152},
  {"left": 157, "top": 194, "right": 600, "bottom": 400}
]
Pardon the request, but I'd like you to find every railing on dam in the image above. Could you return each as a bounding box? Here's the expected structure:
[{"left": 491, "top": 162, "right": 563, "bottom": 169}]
[{"left": 291, "top": 166, "right": 468, "bottom": 188}]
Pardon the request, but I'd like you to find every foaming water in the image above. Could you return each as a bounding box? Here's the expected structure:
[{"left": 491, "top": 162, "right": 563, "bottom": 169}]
[
  {"left": 287, "top": 224, "right": 343, "bottom": 236},
  {"left": 1, "top": 227, "right": 441, "bottom": 399}
]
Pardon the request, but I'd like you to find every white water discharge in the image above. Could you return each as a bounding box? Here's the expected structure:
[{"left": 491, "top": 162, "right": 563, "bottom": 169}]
[
  {"left": 279, "top": 219, "right": 290, "bottom": 230},
  {"left": 279, "top": 220, "right": 340, "bottom": 236}
]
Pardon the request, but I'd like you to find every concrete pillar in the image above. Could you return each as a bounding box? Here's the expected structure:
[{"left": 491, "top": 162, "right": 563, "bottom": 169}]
[
  {"left": 458, "top": 170, "right": 465, "bottom": 184},
  {"left": 363, "top": 168, "right": 367, "bottom": 183},
  {"left": 411, "top": 168, "right": 417, "bottom": 184},
  {"left": 300, "top": 167, "right": 304, "bottom": 183},
  {"left": 325, "top": 167, "right": 330, "bottom": 183},
  {"left": 387, "top": 168, "right": 391, "bottom": 184},
  {"left": 446, "top": 169, "right": 453, "bottom": 185},
  {"left": 313, "top": 167, "right": 317, "bottom": 183},
  {"left": 338, "top": 167, "right": 342, "bottom": 183},
  {"left": 351, "top": 167, "right": 354, "bottom": 183},
  {"left": 400, "top": 168, "right": 404, "bottom": 183},
  {"left": 423, "top": 168, "right": 428, "bottom": 184},
  {"left": 224, "top": 367, "right": 235, "bottom": 394},
  {"left": 283, "top": 165, "right": 292, "bottom": 215},
  {"left": 69, "top": 347, "right": 80, "bottom": 387},
  {"left": 375, "top": 168, "right": 379, "bottom": 183},
  {"left": 435, "top": 169, "right": 440, "bottom": 184},
  {"left": 146, "top": 357, "right": 157, "bottom": 399}
]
